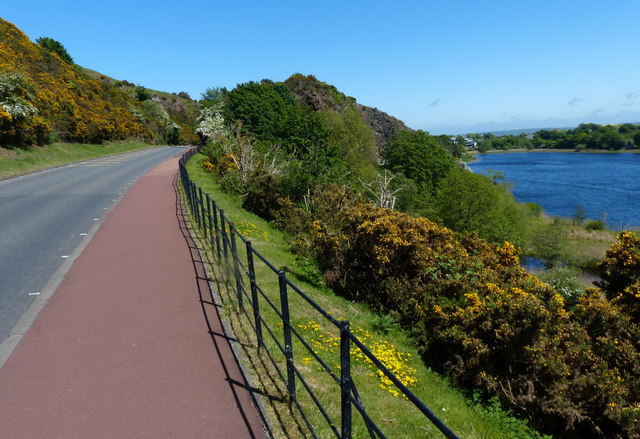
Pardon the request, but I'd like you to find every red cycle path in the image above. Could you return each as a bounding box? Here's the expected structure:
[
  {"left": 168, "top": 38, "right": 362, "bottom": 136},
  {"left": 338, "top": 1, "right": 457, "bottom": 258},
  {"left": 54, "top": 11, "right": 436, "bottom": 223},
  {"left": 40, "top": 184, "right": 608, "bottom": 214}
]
[{"left": 0, "top": 155, "right": 268, "bottom": 438}]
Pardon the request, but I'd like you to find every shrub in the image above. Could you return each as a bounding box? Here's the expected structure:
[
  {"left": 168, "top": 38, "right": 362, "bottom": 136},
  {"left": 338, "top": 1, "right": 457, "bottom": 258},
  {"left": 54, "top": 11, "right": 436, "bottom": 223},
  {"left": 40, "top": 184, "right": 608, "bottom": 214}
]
[
  {"left": 596, "top": 231, "right": 640, "bottom": 320},
  {"left": 586, "top": 219, "right": 606, "bottom": 231},
  {"left": 290, "top": 198, "right": 640, "bottom": 437},
  {"left": 135, "top": 86, "right": 151, "bottom": 102},
  {"left": 36, "top": 36, "right": 73, "bottom": 64}
]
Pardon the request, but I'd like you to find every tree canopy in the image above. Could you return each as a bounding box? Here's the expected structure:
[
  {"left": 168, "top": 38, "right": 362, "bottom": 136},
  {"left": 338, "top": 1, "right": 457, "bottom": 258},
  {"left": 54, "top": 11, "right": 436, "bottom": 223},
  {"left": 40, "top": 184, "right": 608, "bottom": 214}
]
[
  {"left": 383, "top": 130, "right": 455, "bottom": 193},
  {"left": 36, "top": 37, "right": 73, "bottom": 64}
]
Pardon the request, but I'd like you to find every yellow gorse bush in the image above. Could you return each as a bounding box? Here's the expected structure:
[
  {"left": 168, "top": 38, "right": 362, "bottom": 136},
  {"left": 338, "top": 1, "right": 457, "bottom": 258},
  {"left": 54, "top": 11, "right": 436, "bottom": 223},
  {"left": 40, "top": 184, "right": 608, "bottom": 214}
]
[
  {"left": 0, "top": 18, "right": 199, "bottom": 147},
  {"left": 277, "top": 186, "right": 640, "bottom": 437}
]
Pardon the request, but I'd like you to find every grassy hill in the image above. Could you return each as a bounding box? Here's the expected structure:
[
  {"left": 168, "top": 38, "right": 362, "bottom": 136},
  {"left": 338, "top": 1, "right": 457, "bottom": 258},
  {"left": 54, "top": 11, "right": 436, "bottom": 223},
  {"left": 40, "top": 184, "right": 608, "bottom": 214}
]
[{"left": 0, "top": 17, "right": 199, "bottom": 147}]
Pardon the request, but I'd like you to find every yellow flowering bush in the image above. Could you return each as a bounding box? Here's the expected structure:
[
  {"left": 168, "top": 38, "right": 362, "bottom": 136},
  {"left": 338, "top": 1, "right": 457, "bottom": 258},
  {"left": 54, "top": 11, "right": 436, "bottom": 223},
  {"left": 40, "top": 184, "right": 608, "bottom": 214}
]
[
  {"left": 0, "top": 18, "right": 199, "bottom": 147},
  {"left": 278, "top": 189, "right": 640, "bottom": 438},
  {"left": 597, "top": 231, "right": 640, "bottom": 320}
]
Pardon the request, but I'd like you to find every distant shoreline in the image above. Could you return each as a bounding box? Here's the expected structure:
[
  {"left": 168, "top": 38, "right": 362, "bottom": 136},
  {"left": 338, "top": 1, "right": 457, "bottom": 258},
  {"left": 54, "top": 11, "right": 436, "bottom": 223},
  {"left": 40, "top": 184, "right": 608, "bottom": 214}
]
[{"left": 468, "top": 148, "right": 640, "bottom": 155}]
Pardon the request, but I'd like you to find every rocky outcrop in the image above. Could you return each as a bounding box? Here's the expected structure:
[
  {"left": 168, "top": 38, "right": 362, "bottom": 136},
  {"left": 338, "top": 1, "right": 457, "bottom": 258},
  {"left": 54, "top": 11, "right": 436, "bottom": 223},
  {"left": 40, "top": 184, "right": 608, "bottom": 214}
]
[
  {"left": 283, "top": 74, "right": 411, "bottom": 152},
  {"left": 355, "top": 103, "right": 412, "bottom": 153}
]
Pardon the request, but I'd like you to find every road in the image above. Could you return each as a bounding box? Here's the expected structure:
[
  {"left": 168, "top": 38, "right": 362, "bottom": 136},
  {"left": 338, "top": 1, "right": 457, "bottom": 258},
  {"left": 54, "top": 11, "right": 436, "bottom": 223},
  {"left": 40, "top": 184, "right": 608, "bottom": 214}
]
[{"left": 0, "top": 146, "right": 186, "bottom": 342}]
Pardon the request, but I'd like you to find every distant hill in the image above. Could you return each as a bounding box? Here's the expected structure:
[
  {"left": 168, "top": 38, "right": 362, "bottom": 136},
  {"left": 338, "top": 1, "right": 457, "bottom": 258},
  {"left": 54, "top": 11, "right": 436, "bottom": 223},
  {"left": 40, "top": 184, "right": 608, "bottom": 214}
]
[
  {"left": 0, "top": 18, "right": 199, "bottom": 147},
  {"left": 476, "top": 127, "right": 572, "bottom": 137},
  {"left": 283, "top": 74, "right": 411, "bottom": 152}
]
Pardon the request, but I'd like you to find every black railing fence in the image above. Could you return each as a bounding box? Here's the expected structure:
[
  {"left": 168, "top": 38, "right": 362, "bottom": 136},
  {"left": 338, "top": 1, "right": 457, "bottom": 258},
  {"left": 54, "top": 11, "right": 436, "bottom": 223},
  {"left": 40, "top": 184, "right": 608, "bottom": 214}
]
[{"left": 179, "top": 148, "right": 459, "bottom": 439}]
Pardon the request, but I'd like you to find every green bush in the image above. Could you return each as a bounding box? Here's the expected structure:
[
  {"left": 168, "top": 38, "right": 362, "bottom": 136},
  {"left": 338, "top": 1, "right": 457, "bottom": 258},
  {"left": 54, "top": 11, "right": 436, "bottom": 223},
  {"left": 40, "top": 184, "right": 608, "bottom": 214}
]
[
  {"left": 586, "top": 219, "right": 606, "bottom": 231},
  {"left": 284, "top": 197, "right": 640, "bottom": 438},
  {"left": 36, "top": 37, "right": 73, "bottom": 64}
]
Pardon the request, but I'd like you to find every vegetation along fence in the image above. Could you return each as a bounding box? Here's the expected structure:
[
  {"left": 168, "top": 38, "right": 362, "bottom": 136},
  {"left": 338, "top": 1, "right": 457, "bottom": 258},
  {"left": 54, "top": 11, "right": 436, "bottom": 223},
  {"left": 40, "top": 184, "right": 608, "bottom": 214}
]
[{"left": 179, "top": 147, "right": 459, "bottom": 439}]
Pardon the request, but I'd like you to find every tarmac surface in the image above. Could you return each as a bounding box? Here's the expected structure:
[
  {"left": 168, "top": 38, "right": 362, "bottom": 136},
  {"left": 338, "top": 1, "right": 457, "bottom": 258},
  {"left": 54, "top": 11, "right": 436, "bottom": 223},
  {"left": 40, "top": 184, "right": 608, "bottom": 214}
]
[{"left": 0, "top": 153, "right": 268, "bottom": 438}]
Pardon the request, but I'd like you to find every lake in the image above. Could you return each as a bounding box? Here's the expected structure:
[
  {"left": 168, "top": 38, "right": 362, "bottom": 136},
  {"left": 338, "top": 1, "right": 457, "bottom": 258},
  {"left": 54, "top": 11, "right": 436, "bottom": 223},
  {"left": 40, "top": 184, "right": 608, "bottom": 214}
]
[{"left": 467, "top": 152, "right": 640, "bottom": 230}]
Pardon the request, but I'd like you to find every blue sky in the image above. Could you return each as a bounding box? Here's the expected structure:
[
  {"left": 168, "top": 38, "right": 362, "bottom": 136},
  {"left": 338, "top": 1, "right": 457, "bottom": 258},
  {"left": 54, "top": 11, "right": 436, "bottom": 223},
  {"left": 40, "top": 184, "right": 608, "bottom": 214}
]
[{"left": 3, "top": 1, "right": 640, "bottom": 134}]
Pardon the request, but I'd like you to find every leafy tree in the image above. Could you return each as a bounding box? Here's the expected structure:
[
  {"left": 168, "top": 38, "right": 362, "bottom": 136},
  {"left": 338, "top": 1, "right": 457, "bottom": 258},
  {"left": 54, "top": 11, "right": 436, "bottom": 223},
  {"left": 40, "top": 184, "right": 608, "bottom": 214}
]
[
  {"left": 433, "top": 169, "right": 531, "bottom": 246},
  {"left": 36, "top": 37, "right": 73, "bottom": 64},
  {"left": 200, "top": 86, "right": 227, "bottom": 109},
  {"left": 618, "top": 123, "right": 636, "bottom": 134},
  {"left": 572, "top": 205, "right": 587, "bottom": 224},
  {"left": 223, "top": 80, "right": 296, "bottom": 143},
  {"left": 280, "top": 142, "right": 349, "bottom": 201},
  {"left": 135, "top": 86, "right": 151, "bottom": 101},
  {"left": 0, "top": 71, "right": 49, "bottom": 146},
  {"left": 322, "top": 107, "right": 378, "bottom": 180},
  {"left": 529, "top": 218, "right": 568, "bottom": 268},
  {"left": 384, "top": 130, "right": 455, "bottom": 193},
  {"left": 223, "top": 79, "right": 329, "bottom": 156}
]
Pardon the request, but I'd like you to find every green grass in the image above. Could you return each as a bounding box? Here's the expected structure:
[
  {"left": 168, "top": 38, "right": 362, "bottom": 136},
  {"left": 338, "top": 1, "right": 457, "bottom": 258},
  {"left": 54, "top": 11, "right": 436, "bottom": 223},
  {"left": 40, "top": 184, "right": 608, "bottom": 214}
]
[
  {"left": 184, "top": 153, "right": 548, "bottom": 439},
  {"left": 0, "top": 140, "right": 155, "bottom": 179}
]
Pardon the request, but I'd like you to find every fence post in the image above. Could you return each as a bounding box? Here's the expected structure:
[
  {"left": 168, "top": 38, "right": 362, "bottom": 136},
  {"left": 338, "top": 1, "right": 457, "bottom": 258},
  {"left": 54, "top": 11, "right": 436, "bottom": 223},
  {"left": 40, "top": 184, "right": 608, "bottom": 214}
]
[
  {"left": 279, "top": 270, "right": 295, "bottom": 399},
  {"left": 198, "top": 187, "right": 206, "bottom": 238},
  {"left": 192, "top": 182, "right": 200, "bottom": 227},
  {"left": 185, "top": 178, "right": 192, "bottom": 212},
  {"left": 213, "top": 202, "right": 221, "bottom": 260},
  {"left": 221, "top": 210, "right": 229, "bottom": 270},
  {"left": 230, "top": 224, "right": 243, "bottom": 309},
  {"left": 206, "top": 194, "right": 213, "bottom": 247},
  {"left": 340, "top": 321, "right": 352, "bottom": 439},
  {"left": 199, "top": 187, "right": 207, "bottom": 233},
  {"left": 246, "top": 241, "right": 262, "bottom": 346}
]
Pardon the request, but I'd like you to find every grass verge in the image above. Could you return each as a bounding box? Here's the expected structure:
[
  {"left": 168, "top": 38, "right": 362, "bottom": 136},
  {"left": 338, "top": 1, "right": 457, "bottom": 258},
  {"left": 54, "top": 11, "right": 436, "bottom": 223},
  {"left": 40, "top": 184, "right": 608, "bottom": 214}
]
[
  {"left": 0, "top": 140, "right": 156, "bottom": 179},
  {"left": 184, "top": 152, "right": 548, "bottom": 439}
]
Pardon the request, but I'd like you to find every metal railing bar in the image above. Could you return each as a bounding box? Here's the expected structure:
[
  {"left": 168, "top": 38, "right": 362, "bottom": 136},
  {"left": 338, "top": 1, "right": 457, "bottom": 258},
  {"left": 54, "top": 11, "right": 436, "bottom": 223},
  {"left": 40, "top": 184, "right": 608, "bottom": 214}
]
[
  {"left": 291, "top": 365, "right": 341, "bottom": 438},
  {"left": 286, "top": 280, "right": 341, "bottom": 327},
  {"left": 289, "top": 327, "right": 341, "bottom": 386},
  {"left": 250, "top": 247, "right": 281, "bottom": 274}
]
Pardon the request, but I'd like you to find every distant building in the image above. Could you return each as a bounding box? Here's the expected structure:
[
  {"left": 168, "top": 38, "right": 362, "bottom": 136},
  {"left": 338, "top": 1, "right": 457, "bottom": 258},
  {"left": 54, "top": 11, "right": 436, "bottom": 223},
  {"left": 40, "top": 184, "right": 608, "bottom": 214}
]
[
  {"left": 451, "top": 137, "right": 478, "bottom": 149},
  {"left": 464, "top": 138, "right": 478, "bottom": 149}
]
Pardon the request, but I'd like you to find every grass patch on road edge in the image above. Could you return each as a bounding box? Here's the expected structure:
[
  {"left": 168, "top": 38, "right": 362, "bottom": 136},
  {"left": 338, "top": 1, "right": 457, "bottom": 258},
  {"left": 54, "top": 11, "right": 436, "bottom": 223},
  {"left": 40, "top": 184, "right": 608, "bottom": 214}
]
[
  {"left": 184, "top": 152, "right": 548, "bottom": 439},
  {"left": 0, "top": 140, "right": 156, "bottom": 179}
]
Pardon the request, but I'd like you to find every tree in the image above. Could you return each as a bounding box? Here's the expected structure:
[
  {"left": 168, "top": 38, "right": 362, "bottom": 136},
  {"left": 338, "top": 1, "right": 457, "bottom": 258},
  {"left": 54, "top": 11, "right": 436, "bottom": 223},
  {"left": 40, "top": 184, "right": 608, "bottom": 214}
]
[
  {"left": 223, "top": 80, "right": 329, "bottom": 155},
  {"left": 435, "top": 135, "right": 465, "bottom": 158},
  {"left": 0, "top": 72, "right": 49, "bottom": 146},
  {"left": 530, "top": 219, "right": 568, "bottom": 268},
  {"left": 323, "top": 107, "right": 378, "bottom": 180},
  {"left": 200, "top": 87, "right": 227, "bottom": 109},
  {"left": 384, "top": 130, "right": 455, "bottom": 193},
  {"left": 223, "top": 80, "right": 295, "bottom": 143},
  {"left": 36, "top": 37, "right": 73, "bottom": 64},
  {"left": 434, "top": 169, "right": 530, "bottom": 246},
  {"left": 360, "top": 170, "right": 405, "bottom": 209}
]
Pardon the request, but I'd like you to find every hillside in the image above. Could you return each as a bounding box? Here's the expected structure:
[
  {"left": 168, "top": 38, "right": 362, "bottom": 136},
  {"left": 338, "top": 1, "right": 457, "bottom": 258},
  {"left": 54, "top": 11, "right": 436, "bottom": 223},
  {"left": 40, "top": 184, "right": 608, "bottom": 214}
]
[
  {"left": 0, "top": 18, "right": 199, "bottom": 147},
  {"left": 283, "top": 74, "right": 411, "bottom": 153}
]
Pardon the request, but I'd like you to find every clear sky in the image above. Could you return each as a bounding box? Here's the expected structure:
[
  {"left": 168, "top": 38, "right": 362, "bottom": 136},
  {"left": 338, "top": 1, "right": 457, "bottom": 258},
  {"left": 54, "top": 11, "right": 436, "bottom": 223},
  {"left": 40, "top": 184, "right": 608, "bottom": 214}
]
[{"left": 2, "top": 1, "right": 639, "bottom": 134}]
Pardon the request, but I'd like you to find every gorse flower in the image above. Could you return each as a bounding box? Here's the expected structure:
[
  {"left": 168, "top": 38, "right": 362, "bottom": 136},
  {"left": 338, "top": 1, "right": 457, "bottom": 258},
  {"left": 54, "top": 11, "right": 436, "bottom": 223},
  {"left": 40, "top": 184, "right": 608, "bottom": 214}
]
[{"left": 297, "top": 321, "right": 418, "bottom": 397}]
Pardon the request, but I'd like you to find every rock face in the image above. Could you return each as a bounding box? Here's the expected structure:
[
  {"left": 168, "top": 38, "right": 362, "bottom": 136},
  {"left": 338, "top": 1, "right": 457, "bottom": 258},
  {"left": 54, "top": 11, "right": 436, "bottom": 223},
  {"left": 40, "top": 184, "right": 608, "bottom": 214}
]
[
  {"left": 354, "top": 103, "right": 412, "bottom": 153},
  {"left": 283, "top": 74, "right": 411, "bottom": 153}
]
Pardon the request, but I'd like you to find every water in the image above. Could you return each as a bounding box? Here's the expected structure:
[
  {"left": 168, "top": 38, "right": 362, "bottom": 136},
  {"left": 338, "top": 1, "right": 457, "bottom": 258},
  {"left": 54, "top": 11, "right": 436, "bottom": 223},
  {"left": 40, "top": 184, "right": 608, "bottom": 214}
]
[{"left": 467, "top": 152, "right": 640, "bottom": 230}]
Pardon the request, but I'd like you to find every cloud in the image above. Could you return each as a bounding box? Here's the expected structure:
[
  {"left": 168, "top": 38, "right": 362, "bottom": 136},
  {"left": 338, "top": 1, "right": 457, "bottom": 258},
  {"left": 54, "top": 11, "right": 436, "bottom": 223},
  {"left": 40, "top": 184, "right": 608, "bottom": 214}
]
[
  {"left": 567, "top": 97, "right": 584, "bottom": 106},
  {"left": 626, "top": 91, "right": 639, "bottom": 100},
  {"left": 429, "top": 99, "right": 441, "bottom": 107}
]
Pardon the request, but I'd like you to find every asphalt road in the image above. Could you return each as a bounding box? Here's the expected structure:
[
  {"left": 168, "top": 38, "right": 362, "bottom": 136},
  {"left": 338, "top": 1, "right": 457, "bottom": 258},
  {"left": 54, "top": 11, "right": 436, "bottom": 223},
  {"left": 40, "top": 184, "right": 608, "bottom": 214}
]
[{"left": 0, "top": 146, "right": 187, "bottom": 341}]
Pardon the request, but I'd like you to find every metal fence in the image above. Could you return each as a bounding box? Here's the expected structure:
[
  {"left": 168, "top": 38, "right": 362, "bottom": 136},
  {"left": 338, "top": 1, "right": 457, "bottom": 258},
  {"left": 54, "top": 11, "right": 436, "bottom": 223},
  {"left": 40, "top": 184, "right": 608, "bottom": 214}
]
[{"left": 179, "top": 148, "right": 459, "bottom": 439}]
